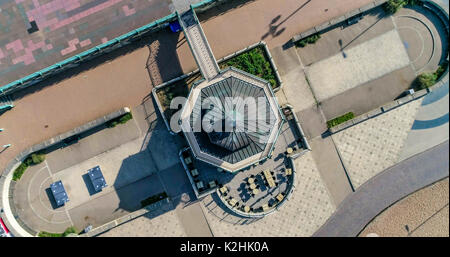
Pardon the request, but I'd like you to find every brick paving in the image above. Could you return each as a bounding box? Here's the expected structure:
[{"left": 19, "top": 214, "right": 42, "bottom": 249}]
[
  {"left": 0, "top": 0, "right": 171, "bottom": 86},
  {"left": 332, "top": 98, "right": 423, "bottom": 189},
  {"left": 201, "top": 152, "right": 335, "bottom": 237}
]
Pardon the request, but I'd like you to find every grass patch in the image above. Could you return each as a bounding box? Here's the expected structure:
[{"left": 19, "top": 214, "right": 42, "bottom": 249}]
[
  {"left": 383, "top": 0, "right": 420, "bottom": 14},
  {"left": 327, "top": 112, "right": 355, "bottom": 128},
  {"left": 295, "top": 33, "right": 321, "bottom": 48},
  {"left": 38, "top": 226, "right": 77, "bottom": 237},
  {"left": 12, "top": 153, "right": 46, "bottom": 181},
  {"left": 140, "top": 192, "right": 168, "bottom": 208},
  {"left": 106, "top": 112, "right": 133, "bottom": 128},
  {"left": 219, "top": 46, "right": 279, "bottom": 89},
  {"left": 416, "top": 61, "right": 448, "bottom": 90}
]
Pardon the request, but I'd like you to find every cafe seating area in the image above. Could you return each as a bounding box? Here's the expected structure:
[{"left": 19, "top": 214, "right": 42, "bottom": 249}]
[
  {"left": 217, "top": 162, "right": 295, "bottom": 216},
  {"left": 180, "top": 133, "right": 298, "bottom": 216},
  {"left": 180, "top": 114, "right": 303, "bottom": 217}
]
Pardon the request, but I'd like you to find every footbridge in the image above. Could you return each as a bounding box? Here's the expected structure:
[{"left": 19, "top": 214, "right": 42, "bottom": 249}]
[{"left": 178, "top": 7, "right": 220, "bottom": 81}]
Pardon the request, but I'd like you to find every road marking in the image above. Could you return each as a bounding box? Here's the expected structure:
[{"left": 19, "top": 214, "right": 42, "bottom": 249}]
[
  {"left": 44, "top": 160, "right": 53, "bottom": 176},
  {"left": 27, "top": 165, "right": 70, "bottom": 225}
]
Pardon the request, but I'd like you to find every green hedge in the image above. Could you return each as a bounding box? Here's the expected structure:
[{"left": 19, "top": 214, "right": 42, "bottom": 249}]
[
  {"left": 106, "top": 112, "right": 133, "bottom": 128},
  {"left": 12, "top": 153, "right": 46, "bottom": 181},
  {"left": 295, "top": 34, "right": 321, "bottom": 48},
  {"left": 327, "top": 112, "right": 355, "bottom": 128},
  {"left": 38, "top": 226, "right": 77, "bottom": 237},
  {"left": 12, "top": 163, "right": 29, "bottom": 181},
  {"left": 31, "top": 153, "right": 46, "bottom": 164},
  {"left": 141, "top": 192, "right": 168, "bottom": 208},
  {"left": 383, "top": 0, "right": 419, "bottom": 14}
]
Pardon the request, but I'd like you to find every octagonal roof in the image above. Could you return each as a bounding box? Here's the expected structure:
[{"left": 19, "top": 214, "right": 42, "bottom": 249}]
[{"left": 180, "top": 67, "right": 284, "bottom": 172}]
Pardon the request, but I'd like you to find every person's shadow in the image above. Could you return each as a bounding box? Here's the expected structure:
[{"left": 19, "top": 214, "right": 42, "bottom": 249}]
[
  {"left": 261, "top": 0, "right": 312, "bottom": 40},
  {"left": 262, "top": 15, "right": 287, "bottom": 40},
  {"left": 338, "top": 39, "right": 347, "bottom": 58}
]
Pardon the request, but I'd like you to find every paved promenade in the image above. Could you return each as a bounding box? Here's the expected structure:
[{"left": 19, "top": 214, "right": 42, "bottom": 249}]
[
  {"left": 0, "top": 0, "right": 172, "bottom": 86},
  {"left": 1, "top": 0, "right": 447, "bottom": 237},
  {"left": 0, "top": 0, "right": 376, "bottom": 181},
  {"left": 314, "top": 140, "right": 449, "bottom": 237},
  {"left": 332, "top": 98, "right": 423, "bottom": 189}
]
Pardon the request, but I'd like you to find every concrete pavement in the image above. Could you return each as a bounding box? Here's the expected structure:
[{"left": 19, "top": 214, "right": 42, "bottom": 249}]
[{"left": 0, "top": 0, "right": 172, "bottom": 86}]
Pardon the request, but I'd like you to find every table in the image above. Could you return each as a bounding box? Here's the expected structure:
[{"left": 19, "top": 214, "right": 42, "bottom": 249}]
[
  {"left": 285, "top": 168, "right": 292, "bottom": 176},
  {"left": 262, "top": 204, "right": 269, "bottom": 211},
  {"left": 286, "top": 147, "right": 293, "bottom": 154},
  {"left": 219, "top": 186, "right": 228, "bottom": 194},
  {"left": 252, "top": 188, "right": 260, "bottom": 195},
  {"left": 244, "top": 206, "right": 250, "bottom": 213},
  {"left": 248, "top": 177, "right": 255, "bottom": 184},
  {"left": 229, "top": 198, "right": 237, "bottom": 207},
  {"left": 185, "top": 157, "right": 192, "bottom": 164},
  {"left": 249, "top": 183, "right": 257, "bottom": 190},
  {"left": 263, "top": 170, "right": 276, "bottom": 188},
  {"left": 276, "top": 193, "right": 284, "bottom": 202}
]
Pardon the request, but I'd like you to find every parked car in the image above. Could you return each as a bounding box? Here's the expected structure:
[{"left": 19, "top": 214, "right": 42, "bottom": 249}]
[{"left": 0, "top": 218, "right": 12, "bottom": 237}]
